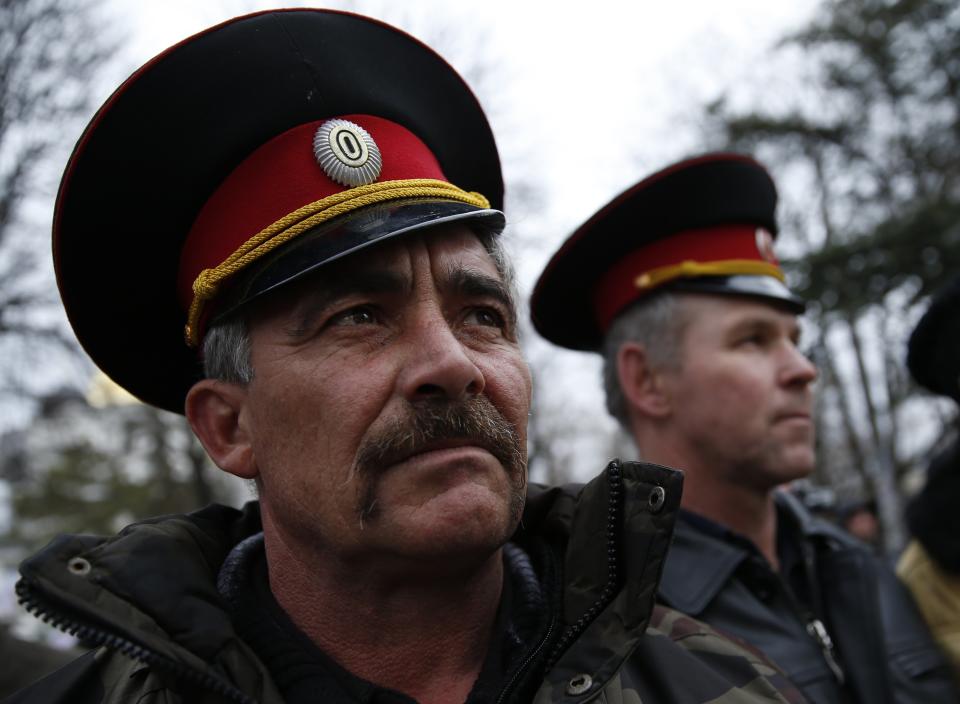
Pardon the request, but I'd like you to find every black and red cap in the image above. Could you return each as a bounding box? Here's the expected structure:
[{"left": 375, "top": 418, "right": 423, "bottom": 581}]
[
  {"left": 530, "top": 153, "right": 803, "bottom": 351},
  {"left": 53, "top": 9, "right": 504, "bottom": 413},
  {"left": 907, "top": 275, "right": 960, "bottom": 402}
]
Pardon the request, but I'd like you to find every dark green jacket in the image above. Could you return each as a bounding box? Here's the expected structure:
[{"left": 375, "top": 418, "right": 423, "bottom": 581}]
[{"left": 9, "top": 461, "right": 806, "bottom": 703}]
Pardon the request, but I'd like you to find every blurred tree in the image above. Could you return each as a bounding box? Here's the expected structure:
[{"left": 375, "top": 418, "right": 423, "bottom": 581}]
[
  {"left": 0, "top": 386, "right": 247, "bottom": 558},
  {"left": 704, "top": 0, "right": 960, "bottom": 552},
  {"left": 0, "top": 0, "right": 115, "bottom": 414},
  {"left": 0, "top": 0, "right": 253, "bottom": 567}
]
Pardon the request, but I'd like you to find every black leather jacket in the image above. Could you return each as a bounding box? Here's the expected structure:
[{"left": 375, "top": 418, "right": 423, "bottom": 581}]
[{"left": 657, "top": 491, "right": 958, "bottom": 704}]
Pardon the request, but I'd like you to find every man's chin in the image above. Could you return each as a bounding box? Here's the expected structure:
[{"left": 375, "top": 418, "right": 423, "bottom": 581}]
[
  {"left": 775, "top": 452, "right": 816, "bottom": 485},
  {"left": 376, "top": 528, "right": 511, "bottom": 575},
  {"left": 369, "top": 485, "right": 523, "bottom": 558}
]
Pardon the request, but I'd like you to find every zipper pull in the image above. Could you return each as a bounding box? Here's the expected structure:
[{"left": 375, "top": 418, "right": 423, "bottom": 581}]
[{"left": 806, "top": 618, "right": 845, "bottom": 684}]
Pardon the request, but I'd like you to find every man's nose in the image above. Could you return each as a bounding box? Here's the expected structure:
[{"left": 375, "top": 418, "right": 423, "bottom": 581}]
[
  {"left": 398, "top": 315, "right": 485, "bottom": 402},
  {"left": 780, "top": 342, "right": 818, "bottom": 387}
]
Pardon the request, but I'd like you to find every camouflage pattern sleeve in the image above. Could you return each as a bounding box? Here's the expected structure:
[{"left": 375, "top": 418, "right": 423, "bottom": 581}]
[
  {"left": 618, "top": 605, "right": 809, "bottom": 704},
  {"left": 531, "top": 604, "right": 809, "bottom": 703}
]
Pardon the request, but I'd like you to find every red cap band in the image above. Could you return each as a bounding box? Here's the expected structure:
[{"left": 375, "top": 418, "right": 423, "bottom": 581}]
[
  {"left": 592, "top": 224, "right": 782, "bottom": 331},
  {"left": 176, "top": 114, "right": 446, "bottom": 313}
]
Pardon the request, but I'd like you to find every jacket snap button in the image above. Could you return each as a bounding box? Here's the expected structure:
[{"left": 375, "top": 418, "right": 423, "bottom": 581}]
[
  {"left": 566, "top": 673, "right": 593, "bottom": 695},
  {"left": 648, "top": 486, "right": 666, "bottom": 513},
  {"left": 67, "top": 557, "right": 91, "bottom": 576}
]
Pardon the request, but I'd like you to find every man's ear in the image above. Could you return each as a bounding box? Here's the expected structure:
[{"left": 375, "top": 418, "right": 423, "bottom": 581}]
[
  {"left": 185, "top": 380, "right": 258, "bottom": 479},
  {"left": 617, "top": 342, "right": 672, "bottom": 418}
]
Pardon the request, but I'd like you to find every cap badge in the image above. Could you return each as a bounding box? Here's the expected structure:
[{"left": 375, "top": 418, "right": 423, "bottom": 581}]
[
  {"left": 755, "top": 227, "right": 777, "bottom": 264},
  {"left": 313, "top": 119, "right": 382, "bottom": 187}
]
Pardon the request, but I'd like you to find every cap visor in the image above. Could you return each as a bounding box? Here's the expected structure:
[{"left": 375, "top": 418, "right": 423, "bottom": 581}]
[
  {"left": 667, "top": 274, "right": 805, "bottom": 313},
  {"left": 213, "top": 198, "right": 505, "bottom": 323}
]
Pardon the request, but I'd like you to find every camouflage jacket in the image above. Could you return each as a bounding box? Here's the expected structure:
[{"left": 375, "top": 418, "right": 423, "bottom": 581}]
[{"left": 10, "top": 461, "right": 806, "bottom": 703}]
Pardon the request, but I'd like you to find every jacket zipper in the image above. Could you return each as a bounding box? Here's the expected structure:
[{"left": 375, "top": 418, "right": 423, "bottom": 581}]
[
  {"left": 493, "top": 616, "right": 556, "bottom": 704},
  {"left": 16, "top": 578, "right": 256, "bottom": 704},
  {"left": 544, "top": 459, "right": 623, "bottom": 669},
  {"left": 805, "top": 617, "right": 845, "bottom": 684},
  {"left": 798, "top": 539, "right": 846, "bottom": 685},
  {"left": 493, "top": 460, "right": 624, "bottom": 703},
  {"left": 775, "top": 554, "right": 846, "bottom": 685}
]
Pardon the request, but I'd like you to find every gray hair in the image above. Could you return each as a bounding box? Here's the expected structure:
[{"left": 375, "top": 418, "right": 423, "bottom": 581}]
[
  {"left": 202, "top": 228, "right": 516, "bottom": 383},
  {"left": 202, "top": 311, "right": 253, "bottom": 383},
  {"left": 601, "top": 291, "right": 690, "bottom": 429}
]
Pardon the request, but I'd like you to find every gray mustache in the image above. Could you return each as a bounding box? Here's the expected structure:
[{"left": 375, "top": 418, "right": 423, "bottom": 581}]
[{"left": 353, "top": 397, "right": 525, "bottom": 478}]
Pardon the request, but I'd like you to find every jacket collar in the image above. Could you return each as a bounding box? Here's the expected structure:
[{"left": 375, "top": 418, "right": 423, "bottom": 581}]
[
  {"left": 657, "top": 513, "right": 752, "bottom": 615},
  {"left": 776, "top": 489, "right": 857, "bottom": 546},
  {"left": 657, "top": 489, "right": 853, "bottom": 615},
  {"left": 17, "top": 502, "right": 270, "bottom": 702},
  {"left": 523, "top": 460, "right": 685, "bottom": 696}
]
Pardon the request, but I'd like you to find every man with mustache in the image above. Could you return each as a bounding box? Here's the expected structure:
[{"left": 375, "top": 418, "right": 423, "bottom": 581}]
[
  {"left": 530, "top": 154, "right": 958, "bottom": 704},
  {"left": 12, "top": 11, "right": 810, "bottom": 704}
]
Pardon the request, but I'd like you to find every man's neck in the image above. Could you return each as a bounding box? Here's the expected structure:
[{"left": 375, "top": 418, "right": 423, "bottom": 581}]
[
  {"left": 681, "top": 477, "right": 780, "bottom": 569},
  {"left": 631, "top": 427, "right": 782, "bottom": 568},
  {"left": 262, "top": 526, "right": 503, "bottom": 704}
]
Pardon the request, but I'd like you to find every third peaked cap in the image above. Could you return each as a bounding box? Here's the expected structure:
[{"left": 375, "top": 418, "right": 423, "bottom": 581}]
[
  {"left": 908, "top": 275, "right": 960, "bottom": 402},
  {"left": 531, "top": 153, "right": 803, "bottom": 351}
]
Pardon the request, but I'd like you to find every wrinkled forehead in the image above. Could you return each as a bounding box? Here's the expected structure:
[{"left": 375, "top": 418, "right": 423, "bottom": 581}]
[
  {"left": 250, "top": 223, "right": 502, "bottom": 318},
  {"left": 365, "top": 223, "right": 500, "bottom": 277}
]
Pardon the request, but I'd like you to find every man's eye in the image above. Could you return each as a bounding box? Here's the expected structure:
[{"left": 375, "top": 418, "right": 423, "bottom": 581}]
[
  {"left": 465, "top": 307, "right": 505, "bottom": 328},
  {"left": 330, "top": 306, "right": 378, "bottom": 327},
  {"left": 737, "top": 333, "right": 765, "bottom": 347}
]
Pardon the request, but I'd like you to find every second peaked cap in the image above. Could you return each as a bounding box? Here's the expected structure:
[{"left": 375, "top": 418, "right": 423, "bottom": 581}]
[{"left": 531, "top": 153, "right": 803, "bottom": 351}]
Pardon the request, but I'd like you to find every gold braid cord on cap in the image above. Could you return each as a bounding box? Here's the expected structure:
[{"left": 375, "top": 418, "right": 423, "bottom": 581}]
[
  {"left": 634, "top": 259, "right": 786, "bottom": 291},
  {"left": 185, "top": 178, "right": 490, "bottom": 346}
]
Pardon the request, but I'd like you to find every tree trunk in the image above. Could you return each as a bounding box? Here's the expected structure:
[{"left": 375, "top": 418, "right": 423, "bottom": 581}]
[
  {"left": 815, "top": 329, "right": 869, "bottom": 486},
  {"left": 844, "top": 313, "right": 904, "bottom": 553}
]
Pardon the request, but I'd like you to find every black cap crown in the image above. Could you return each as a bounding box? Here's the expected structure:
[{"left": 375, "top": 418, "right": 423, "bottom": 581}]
[{"left": 908, "top": 275, "right": 960, "bottom": 402}]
